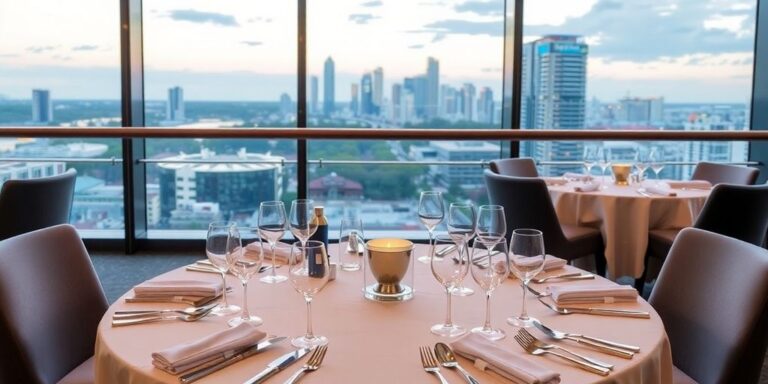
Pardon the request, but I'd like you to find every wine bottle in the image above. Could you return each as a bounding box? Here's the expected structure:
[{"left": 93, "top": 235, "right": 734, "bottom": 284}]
[{"left": 308, "top": 206, "right": 329, "bottom": 278}]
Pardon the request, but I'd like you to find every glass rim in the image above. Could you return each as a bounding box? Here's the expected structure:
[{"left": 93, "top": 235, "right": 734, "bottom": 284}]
[
  {"left": 478, "top": 204, "right": 503, "bottom": 210},
  {"left": 449, "top": 202, "right": 474, "bottom": 207},
  {"left": 420, "top": 191, "right": 442, "bottom": 196},
  {"left": 260, "top": 200, "right": 284, "bottom": 206},
  {"left": 209, "top": 221, "right": 235, "bottom": 228},
  {"left": 512, "top": 228, "right": 543, "bottom": 237},
  {"left": 290, "top": 240, "right": 325, "bottom": 249},
  {"left": 292, "top": 198, "right": 314, "bottom": 204}
]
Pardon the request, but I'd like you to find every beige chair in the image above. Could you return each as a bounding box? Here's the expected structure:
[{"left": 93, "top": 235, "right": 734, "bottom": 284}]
[
  {"left": 0, "top": 224, "right": 107, "bottom": 384},
  {"left": 649, "top": 228, "right": 768, "bottom": 383},
  {"left": 691, "top": 161, "right": 759, "bottom": 185},
  {"left": 489, "top": 158, "right": 539, "bottom": 177}
]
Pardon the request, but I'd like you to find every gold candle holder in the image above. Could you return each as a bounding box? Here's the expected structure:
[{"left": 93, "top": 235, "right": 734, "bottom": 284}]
[
  {"left": 363, "top": 238, "right": 414, "bottom": 302},
  {"left": 612, "top": 163, "right": 632, "bottom": 186}
]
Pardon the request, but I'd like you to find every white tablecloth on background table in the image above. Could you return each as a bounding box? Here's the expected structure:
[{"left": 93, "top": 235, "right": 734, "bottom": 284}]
[
  {"left": 95, "top": 244, "right": 673, "bottom": 383},
  {"left": 548, "top": 178, "right": 709, "bottom": 278}
]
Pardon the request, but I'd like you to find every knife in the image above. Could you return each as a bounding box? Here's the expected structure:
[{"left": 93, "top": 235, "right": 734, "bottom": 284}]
[
  {"left": 563, "top": 306, "right": 651, "bottom": 319},
  {"left": 178, "top": 336, "right": 286, "bottom": 384},
  {"left": 243, "top": 347, "right": 311, "bottom": 384}
]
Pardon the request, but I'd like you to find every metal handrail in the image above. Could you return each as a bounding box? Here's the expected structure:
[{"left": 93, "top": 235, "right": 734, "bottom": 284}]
[{"left": 0, "top": 157, "right": 122, "bottom": 164}]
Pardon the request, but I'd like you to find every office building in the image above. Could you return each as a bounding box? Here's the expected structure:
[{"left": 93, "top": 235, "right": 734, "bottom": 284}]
[
  {"left": 323, "top": 57, "right": 335, "bottom": 116},
  {"left": 373, "top": 67, "right": 383, "bottom": 114},
  {"left": 31, "top": 89, "right": 52, "bottom": 124},
  {"left": 461, "top": 83, "right": 476, "bottom": 121},
  {"left": 310, "top": 76, "right": 319, "bottom": 114},
  {"left": 430, "top": 141, "right": 501, "bottom": 188},
  {"left": 361, "top": 73, "right": 374, "bottom": 115},
  {"left": 426, "top": 57, "right": 439, "bottom": 119},
  {"left": 279, "top": 93, "right": 293, "bottom": 117},
  {"left": 404, "top": 76, "right": 428, "bottom": 119},
  {"left": 616, "top": 97, "right": 664, "bottom": 125},
  {"left": 478, "top": 87, "right": 494, "bottom": 124},
  {"left": 166, "top": 86, "right": 184, "bottom": 122},
  {"left": 350, "top": 83, "right": 359, "bottom": 116},
  {"left": 391, "top": 84, "right": 402, "bottom": 122}
]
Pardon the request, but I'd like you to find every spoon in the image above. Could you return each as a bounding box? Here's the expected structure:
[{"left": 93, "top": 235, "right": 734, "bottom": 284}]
[
  {"left": 531, "top": 319, "right": 638, "bottom": 358},
  {"left": 113, "top": 302, "right": 218, "bottom": 318},
  {"left": 434, "top": 342, "right": 480, "bottom": 384}
]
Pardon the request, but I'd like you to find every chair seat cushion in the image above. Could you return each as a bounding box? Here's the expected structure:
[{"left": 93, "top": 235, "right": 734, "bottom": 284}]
[
  {"left": 57, "top": 356, "right": 94, "bottom": 384},
  {"left": 673, "top": 365, "right": 698, "bottom": 384},
  {"left": 559, "top": 224, "right": 603, "bottom": 260}
]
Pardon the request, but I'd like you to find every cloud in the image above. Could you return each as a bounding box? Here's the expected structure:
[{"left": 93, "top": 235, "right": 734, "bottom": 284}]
[
  {"left": 361, "top": 0, "right": 383, "bottom": 6},
  {"left": 454, "top": 1, "right": 503, "bottom": 17},
  {"left": 349, "top": 13, "right": 379, "bottom": 24},
  {"left": 431, "top": 33, "right": 447, "bottom": 43},
  {"left": 247, "top": 17, "right": 273, "bottom": 23},
  {"left": 408, "top": 44, "right": 424, "bottom": 49},
  {"left": 241, "top": 41, "right": 263, "bottom": 47},
  {"left": 26, "top": 46, "right": 56, "bottom": 54},
  {"left": 0, "top": 54, "right": 19, "bottom": 58},
  {"left": 72, "top": 45, "right": 99, "bottom": 51},
  {"left": 421, "top": 20, "right": 503, "bottom": 37},
  {"left": 481, "top": 67, "right": 502, "bottom": 73},
  {"left": 169, "top": 10, "right": 238, "bottom": 27}
]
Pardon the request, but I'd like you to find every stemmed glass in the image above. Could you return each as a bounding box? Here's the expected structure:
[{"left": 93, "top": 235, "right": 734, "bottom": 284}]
[
  {"left": 470, "top": 240, "right": 510, "bottom": 340},
  {"left": 430, "top": 235, "right": 468, "bottom": 337},
  {"left": 583, "top": 145, "right": 597, "bottom": 182},
  {"left": 227, "top": 227, "right": 264, "bottom": 327},
  {"left": 289, "top": 199, "right": 317, "bottom": 248},
  {"left": 507, "top": 229, "right": 546, "bottom": 328},
  {"left": 634, "top": 148, "right": 650, "bottom": 182},
  {"left": 448, "top": 202, "right": 476, "bottom": 297},
  {"left": 597, "top": 146, "right": 611, "bottom": 190},
  {"left": 205, "top": 221, "right": 241, "bottom": 316},
  {"left": 258, "top": 201, "right": 288, "bottom": 284},
  {"left": 417, "top": 191, "right": 445, "bottom": 264},
  {"left": 476, "top": 205, "right": 506, "bottom": 246},
  {"left": 649, "top": 147, "right": 664, "bottom": 184},
  {"left": 289, "top": 240, "right": 330, "bottom": 348}
]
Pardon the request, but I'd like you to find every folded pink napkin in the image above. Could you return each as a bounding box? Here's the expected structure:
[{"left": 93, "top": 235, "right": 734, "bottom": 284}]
[
  {"left": 573, "top": 183, "right": 599, "bottom": 192},
  {"left": 563, "top": 172, "right": 592, "bottom": 181},
  {"left": 451, "top": 333, "right": 560, "bottom": 384},
  {"left": 249, "top": 242, "right": 293, "bottom": 264},
  {"left": 550, "top": 284, "right": 637, "bottom": 305},
  {"left": 541, "top": 177, "right": 568, "bottom": 186},
  {"left": 133, "top": 280, "right": 222, "bottom": 298},
  {"left": 509, "top": 256, "right": 566, "bottom": 280},
  {"left": 644, "top": 185, "right": 676, "bottom": 196},
  {"left": 666, "top": 180, "right": 712, "bottom": 190},
  {"left": 152, "top": 323, "right": 266, "bottom": 374}
]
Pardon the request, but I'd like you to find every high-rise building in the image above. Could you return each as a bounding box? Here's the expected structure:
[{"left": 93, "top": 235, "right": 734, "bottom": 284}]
[
  {"left": 404, "top": 76, "right": 428, "bottom": 119},
  {"left": 310, "top": 76, "right": 319, "bottom": 114},
  {"left": 166, "top": 86, "right": 185, "bottom": 122},
  {"left": 426, "top": 57, "right": 439, "bottom": 119},
  {"left": 616, "top": 97, "right": 664, "bottom": 125},
  {"left": 391, "top": 84, "right": 402, "bottom": 122},
  {"left": 477, "top": 87, "right": 494, "bottom": 124},
  {"left": 350, "top": 83, "right": 359, "bottom": 116},
  {"left": 279, "top": 93, "right": 293, "bottom": 117},
  {"left": 373, "top": 67, "right": 384, "bottom": 114},
  {"left": 461, "top": 83, "right": 476, "bottom": 121},
  {"left": 440, "top": 85, "right": 458, "bottom": 117},
  {"left": 31, "top": 89, "right": 52, "bottom": 124},
  {"left": 361, "top": 73, "right": 374, "bottom": 115},
  {"left": 323, "top": 57, "right": 335, "bottom": 116},
  {"left": 520, "top": 35, "right": 588, "bottom": 175}
]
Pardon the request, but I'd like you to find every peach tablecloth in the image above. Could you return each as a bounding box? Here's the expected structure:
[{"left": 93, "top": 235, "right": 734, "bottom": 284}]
[
  {"left": 95, "top": 245, "right": 673, "bottom": 383},
  {"left": 548, "top": 179, "right": 709, "bottom": 278}
]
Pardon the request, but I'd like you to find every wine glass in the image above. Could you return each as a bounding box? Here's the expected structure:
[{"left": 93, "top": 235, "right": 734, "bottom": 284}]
[
  {"left": 470, "top": 239, "right": 510, "bottom": 340},
  {"left": 507, "top": 229, "right": 546, "bottom": 328},
  {"left": 430, "top": 235, "right": 468, "bottom": 337},
  {"left": 205, "top": 221, "right": 241, "bottom": 316},
  {"left": 447, "top": 202, "right": 476, "bottom": 297},
  {"left": 289, "top": 240, "right": 330, "bottom": 348},
  {"left": 258, "top": 201, "right": 288, "bottom": 284},
  {"left": 597, "top": 146, "right": 611, "bottom": 190},
  {"left": 583, "top": 145, "right": 597, "bottom": 182},
  {"left": 476, "top": 205, "right": 506, "bottom": 246},
  {"left": 417, "top": 191, "right": 445, "bottom": 264},
  {"left": 289, "top": 199, "right": 317, "bottom": 248},
  {"left": 338, "top": 217, "right": 364, "bottom": 271},
  {"left": 649, "top": 147, "right": 665, "bottom": 184},
  {"left": 634, "top": 148, "right": 650, "bottom": 182},
  {"left": 226, "top": 227, "right": 264, "bottom": 327}
]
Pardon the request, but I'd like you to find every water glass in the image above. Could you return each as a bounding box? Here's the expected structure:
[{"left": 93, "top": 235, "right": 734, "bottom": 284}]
[
  {"left": 430, "top": 235, "right": 468, "bottom": 337},
  {"left": 448, "top": 202, "right": 476, "bottom": 297},
  {"left": 289, "top": 240, "right": 330, "bottom": 348},
  {"left": 338, "top": 217, "right": 364, "bottom": 271},
  {"left": 227, "top": 227, "right": 264, "bottom": 327},
  {"left": 205, "top": 221, "right": 241, "bottom": 316},
  {"left": 470, "top": 240, "right": 510, "bottom": 340},
  {"left": 417, "top": 191, "right": 445, "bottom": 264},
  {"left": 289, "top": 199, "right": 317, "bottom": 247},
  {"left": 583, "top": 145, "right": 598, "bottom": 180},
  {"left": 259, "top": 201, "right": 288, "bottom": 284},
  {"left": 634, "top": 148, "right": 650, "bottom": 181},
  {"left": 507, "top": 229, "right": 546, "bottom": 328},
  {"left": 649, "top": 147, "right": 664, "bottom": 183},
  {"left": 597, "top": 146, "right": 611, "bottom": 189},
  {"left": 476, "top": 205, "right": 506, "bottom": 246}
]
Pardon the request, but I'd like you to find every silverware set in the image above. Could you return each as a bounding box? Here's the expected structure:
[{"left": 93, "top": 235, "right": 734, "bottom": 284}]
[
  {"left": 283, "top": 345, "right": 328, "bottom": 384},
  {"left": 514, "top": 329, "right": 611, "bottom": 376},
  {"left": 533, "top": 272, "right": 594, "bottom": 283},
  {"left": 537, "top": 297, "right": 651, "bottom": 318},
  {"left": 419, "top": 343, "right": 480, "bottom": 384},
  {"left": 532, "top": 319, "right": 639, "bottom": 358},
  {"left": 111, "top": 302, "right": 218, "bottom": 326},
  {"left": 244, "top": 345, "right": 327, "bottom": 384}
]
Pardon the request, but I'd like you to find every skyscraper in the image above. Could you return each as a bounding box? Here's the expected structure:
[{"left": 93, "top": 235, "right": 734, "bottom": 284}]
[
  {"left": 616, "top": 97, "right": 664, "bottom": 125},
  {"left": 426, "top": 57, "right": 439, "bottom": 120},
  {"left": 404, "top": 76, "right": 428, "bottom": 119},
  {"left": 361, "top": 73, "right": 374, "bottom": 115},
  {"left": 461, "top": 83, "right": 476, "bottom": 121},
  {"left": 32, "top": 89, "right": 52, "bottom": 124},
  {"left": 520, "top": 35, "right": 588, "bottom": 175},
  {"left": 350, "top": 83, "right": 359, "bottom": 116},
  {"left": 310, "top": 76, "right": 319, "bottom": 114},
  {"left": 373, "top": 67, "right": 384, "bottom": 114},
  {"left": 391, "top": 84, "right": 402, "bottom": 122},
  {"left": 166, "top": 86, "right": 184, "bottom": 122},
  {"left": 280, "top": 93, "right": 293, "bottom": 117},
  {"left": 478, "top": 87, "right": 494, "bottom": 124},
  {"left": 323, "top": 57, "right": 335, "bottom": 116}
]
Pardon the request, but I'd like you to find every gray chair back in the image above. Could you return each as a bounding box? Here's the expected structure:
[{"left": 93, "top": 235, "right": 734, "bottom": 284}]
[
  {"left": 650, "top": 228, "right": 768, "bottom": 384},
  {"left": 0, "top": 169, "right": 77, "bottom": 241},
  {"left": 691, "top": 162, "right": 759, "bottom": 185},
  {"left": 0, "top": 224, "right": 107, "bottom": 384},
  {"left": 694, "top": 183, "right": 768, "bottom": 247},
  {"left": 483, "top": 170, "right": 571, "bottom": 257},
  {"left": 489, "top": 158, "right": 539, "bottom": 177}
]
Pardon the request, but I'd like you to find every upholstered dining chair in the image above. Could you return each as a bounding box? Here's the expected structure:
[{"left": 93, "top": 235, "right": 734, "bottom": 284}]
[
  {"left": 0, "top": 168, "right": 77, "bottom": 241},
  {"left": 488, "top": 157, "right": 539, "bottom": 177},
  {"left": 690, "top": 161, "right": 759, "bottom": 185},
  {"left": 484, "top": 170, "right": 606, "bottom": 274},
  {"left": 0, "top": 224, "right": 107, "bottom": 384},
  {"left": 636, "top": 183, "right": 768, "bottom": 291},
  {"left": 650, "top": 228, "right": 768, "bottom": 384}
]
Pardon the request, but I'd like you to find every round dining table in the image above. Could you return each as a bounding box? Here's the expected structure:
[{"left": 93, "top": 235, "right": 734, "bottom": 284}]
[
  {"left": 95, "top": 244, "right": 673, "bottom": 383},
  {"left": 547, "top": 178, "right": 710, "bottom": 279}
]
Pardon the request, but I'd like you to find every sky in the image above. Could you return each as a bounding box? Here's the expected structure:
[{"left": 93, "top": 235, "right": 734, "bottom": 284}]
[{"left": 0, "top": 0, "right": 757, "bottom": 103}]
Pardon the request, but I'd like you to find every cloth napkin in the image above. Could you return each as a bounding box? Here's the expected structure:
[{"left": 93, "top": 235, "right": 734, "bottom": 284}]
[
  {"left": 644, "top": 184, "right": 677, "bottom": 196},
  {"left": 133, "top": 279, "right": 222, "bottom": 298},
  {"left": 666, "top": 180, "right": 712, "bottom": 190},
  {"left": 541, "top": 177, "right": 568, "bottom": 186},
  {"left": 508, "top": 256, "right": 566, "bottom": 279},
  {"left": 573, "top": 183, "right": 599, "bottom": 192},
  {"left": 563, "top": 172, "right": 592, "bottom": 181},
  {"left": 152, "top": 323, "right": 266, "bottom": 374},
  {"left": 549, "top": 284, "right": 638, "bottom": 305},
  {"left": 451, "top": 333, "right": 560, "bottom": 384},
  {"left": 248, "top": 242, "right": 293, "bottom": 264}
]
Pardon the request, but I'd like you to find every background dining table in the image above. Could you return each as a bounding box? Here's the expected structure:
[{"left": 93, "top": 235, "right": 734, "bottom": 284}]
[
  {"left": 94, "top": 244, "right": 673, "bottom": 383},
  {"left": 547, "top": 178, "right": 710, "bottom": 279}
]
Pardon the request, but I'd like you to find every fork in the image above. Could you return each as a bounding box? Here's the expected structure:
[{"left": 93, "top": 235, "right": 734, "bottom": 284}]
[
  {"left": 514, "top": 332, "right": 610, "bottom": 376},
  {"left": 111, "top": 309, "right": 213, "bottom": 326},
  {"left": 419, "top": 346, "right": 450, "bottom": 384},
  {"left": 518, "top": 329, "right": 614, "bottom": 370},
  {"left": 537, "top": 297, "right": 651, "bottom": 318},
  {"left": 283, "top": 345, "right": 327, "bottom": 384}
]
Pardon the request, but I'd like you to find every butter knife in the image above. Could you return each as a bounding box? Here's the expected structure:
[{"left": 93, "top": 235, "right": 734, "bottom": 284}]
[
  {"left": 562, "top": 306, "right": 651, "bottom": 319},
  {"left": 243, "top": 347, "right": 311, "bottom": 384},
  {"left": 178, "top": 336, "right": 286, "bottom": 383}
]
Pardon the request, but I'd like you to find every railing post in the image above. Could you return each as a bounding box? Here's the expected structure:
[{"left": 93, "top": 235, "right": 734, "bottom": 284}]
[{"left": 750, "top": 0, "right": 768, "bottom": 182}]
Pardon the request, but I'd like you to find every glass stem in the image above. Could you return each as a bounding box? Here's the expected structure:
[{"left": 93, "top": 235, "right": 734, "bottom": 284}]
[
  {"left": 241, "top": 281, "right": 249, "bottom": 320},
  {"left": 220, "top": 272, "right": 229, "bottom": 307},
  {"left": 444, "top": 289, "right": 453, "bottom": 326},
  {"left": 483, "top": 292, "right": 492, "bottom": 330},
  {"left": 428, "top": 229, "right": 434, "bottom": 258},
  {"left": 271, "top": 243, "right": 277, "bottom": 277},
  {"left": 520, "top": 282, "right": 529, "bottom": 320},
  {"left": 305, "top": 297, "right": 315, "bottom": 340}
]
